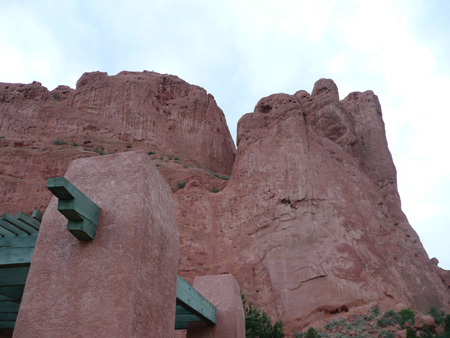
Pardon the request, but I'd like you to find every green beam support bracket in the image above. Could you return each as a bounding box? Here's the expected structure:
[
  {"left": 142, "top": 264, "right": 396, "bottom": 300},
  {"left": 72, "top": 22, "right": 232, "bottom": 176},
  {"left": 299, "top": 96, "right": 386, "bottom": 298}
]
[
  {"left": 175, "top": 276, "right": 216, "bottom": 330},
  {"left": 47, "top": 177, "right": 100, "bottom": 241}
]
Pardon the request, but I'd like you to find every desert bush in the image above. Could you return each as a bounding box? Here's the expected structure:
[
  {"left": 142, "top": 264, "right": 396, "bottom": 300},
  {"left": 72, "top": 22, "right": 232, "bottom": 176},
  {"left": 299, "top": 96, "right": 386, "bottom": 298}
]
[
  {"left": 429, "top": 306, "right": 445, "bottom": 325},
  {"left": 295, "top": 327, "right": 319, "bottom": 338},
  {"left": 324, "top": 318, "right": 345, "bottom": 331},
  {"left": 421, "top": 324, "right": 434, "bottom": 338},
  {"left": 378, "top": 309, "right": 401, "bottom": 328},
  {"left": 445, "top": 314, "right": 450, "bottom": 332},
  {"left": 93, "top": 147, "right": 104, "bottom": 155},
  {"left": 51, "top": 139, "right": 67, "bottom": 145},
  {"left": 213, "top": 173, "right": 230, "bottom": 180},
  {"left": 242, "top": 293, "right": 284, "bottom": 338},
  {"left": 379, "top": 329, "right": 395, "bottom": 338},
  {"left": 371, "top": 305, "right": 381, "bottom": 317},
  {"left": 177, "top": 181, "right": 186, "bottom": 189},
  {"left": 398, "top": 308, "right": 415, "bottom": 328},
  {"left": 406, "top": 327, "right": 416, "bottom": 338}
]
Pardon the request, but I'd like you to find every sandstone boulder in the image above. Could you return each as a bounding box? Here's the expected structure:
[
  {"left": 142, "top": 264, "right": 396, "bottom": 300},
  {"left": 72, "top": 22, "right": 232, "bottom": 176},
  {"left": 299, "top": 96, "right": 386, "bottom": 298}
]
[{"left": 414, "top": 314, "right": 436, "bottom": 330}]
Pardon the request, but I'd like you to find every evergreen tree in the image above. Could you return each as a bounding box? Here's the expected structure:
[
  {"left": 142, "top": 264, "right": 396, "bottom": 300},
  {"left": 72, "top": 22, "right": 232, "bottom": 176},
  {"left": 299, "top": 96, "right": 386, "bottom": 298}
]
[{"left": 242, "top": 293, "right": 285, "bottom": 338}]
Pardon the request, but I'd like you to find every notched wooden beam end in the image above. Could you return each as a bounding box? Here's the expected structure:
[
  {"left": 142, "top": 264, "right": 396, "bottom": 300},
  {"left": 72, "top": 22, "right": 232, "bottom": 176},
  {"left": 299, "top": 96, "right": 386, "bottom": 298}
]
[{"left": 46, "top": 177, "right": 101, "bottom": 241}]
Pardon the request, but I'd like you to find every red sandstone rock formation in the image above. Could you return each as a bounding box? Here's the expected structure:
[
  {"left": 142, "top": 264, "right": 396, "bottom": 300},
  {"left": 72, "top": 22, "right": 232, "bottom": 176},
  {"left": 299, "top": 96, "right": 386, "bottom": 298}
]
[
  {"left": 0, "top": 71, "right": 235, "bottom": 214},
  {"left": 1, "top": 73, "right": 449, "bottom": 334},
  {"left": 175, "top": 79, "right": 450, "bottom": 332}
]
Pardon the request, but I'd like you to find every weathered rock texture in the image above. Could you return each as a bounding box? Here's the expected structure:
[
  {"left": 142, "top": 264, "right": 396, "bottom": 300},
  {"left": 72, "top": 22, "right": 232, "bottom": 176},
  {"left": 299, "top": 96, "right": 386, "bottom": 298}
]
[
  {"left": 0, "top": 71, "right": 235, "bottom": 215},
  {"left": 175, "top": 79, "right": 450, "bottom": 332},
  {"left": 1, "top": 73, "right": 449, "bottom": 334}
]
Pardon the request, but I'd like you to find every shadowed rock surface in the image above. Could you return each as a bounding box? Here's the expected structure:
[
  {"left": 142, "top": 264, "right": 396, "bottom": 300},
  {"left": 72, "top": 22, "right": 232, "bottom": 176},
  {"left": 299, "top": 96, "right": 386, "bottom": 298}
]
[{"left": 1, "top": 73, "right": 449, "bottom": 333}]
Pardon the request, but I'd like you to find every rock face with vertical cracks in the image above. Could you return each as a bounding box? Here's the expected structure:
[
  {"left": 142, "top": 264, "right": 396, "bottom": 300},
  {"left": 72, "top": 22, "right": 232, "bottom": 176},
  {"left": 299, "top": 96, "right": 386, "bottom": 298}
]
[
  {"left": 175, "top": 79, "right": 450, "bottom": 332},
  {"left": 1, "top": 74, "right": 449, "bottom": 334}
]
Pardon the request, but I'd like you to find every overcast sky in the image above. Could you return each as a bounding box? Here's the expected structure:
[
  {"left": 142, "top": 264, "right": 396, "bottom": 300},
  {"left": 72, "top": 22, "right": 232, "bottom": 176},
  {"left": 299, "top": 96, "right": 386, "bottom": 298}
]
[{"left": 1, "top": 0, "right": 449, "bottom": 269}]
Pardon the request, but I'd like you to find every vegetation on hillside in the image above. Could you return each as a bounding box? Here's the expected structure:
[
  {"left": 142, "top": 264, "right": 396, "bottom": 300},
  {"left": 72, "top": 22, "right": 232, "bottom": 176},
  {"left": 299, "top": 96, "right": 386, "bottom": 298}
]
[
  {"left": 295, "top": 305, "right": 450, "bottom": 338},
  {"left": 242, "top": 293, "right": 285, "bottom": 338}
]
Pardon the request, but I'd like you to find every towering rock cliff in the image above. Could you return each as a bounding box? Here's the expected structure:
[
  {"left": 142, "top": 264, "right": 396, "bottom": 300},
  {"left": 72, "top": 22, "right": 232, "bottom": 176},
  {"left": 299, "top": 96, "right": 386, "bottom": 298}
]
[
  {"left": 1, "top": 72, "right": 448, "bottom": 333},
  {"left": 175, "top": 79, "right": 450, "bottom": 331},
  {"left": 0, "top": 71, "right": 235, "bottom": 214}
]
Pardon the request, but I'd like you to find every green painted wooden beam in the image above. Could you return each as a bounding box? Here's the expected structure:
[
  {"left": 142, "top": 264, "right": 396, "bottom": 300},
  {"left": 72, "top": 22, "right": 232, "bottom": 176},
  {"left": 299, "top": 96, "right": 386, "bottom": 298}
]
[
  {"left": 176, "top": 276, "right": 216, "bottom": 325},
  {"left": 176, "top": 313, "right": 202, "bottom": 323},
  {"left": 0, "top": 301, "right": 20, "bottom": 313},
  {"left": 0, "top": 286, "right": 24, "bottom": 302},
  {"left": 47, "top": 177, "right": 100, "bottom": 241},
  {"left": 0, "top": 313, "right": 17, "bottom": 321},
  {"left": 0, "top": 322, "right": 15, "bottom": 329},
  {"left": 0, "top": 267, "right": 29, "bottom": 288},
  {"left": 0, "top": 295, "right": 15, "bottom": 302},
  {"left": 16, "top": 212, "right": 40, "bottom": 231},
  {"left": 31, "top": 209, "right": 43, "bottom": 222},
  {"left": 2, "top": 213, "right": 37, "bottom": 235},
  {"left": 0, "top": 233, "right": 38, "bottom": 266},
  {"left": 0, "top": 226, "right": 14, "bottom": 237},
  {"left": 175, "top": 321, "right": 188, "bottom": 330},
  {"left": 0, "top": 219, "right": 26, "bottom": 236},
  {"left": 175, "top": 304, "right": 192, "bottom": 315}
]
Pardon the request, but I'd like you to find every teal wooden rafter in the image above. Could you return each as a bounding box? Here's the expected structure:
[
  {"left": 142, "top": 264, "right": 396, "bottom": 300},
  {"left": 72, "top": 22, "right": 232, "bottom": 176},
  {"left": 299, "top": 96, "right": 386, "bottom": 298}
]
[
  {"left": 175, "top": 276, "right": 216, "bottom": 329},
  {"left": 0, "top": 210, "right": 42, "bottom": 329}
]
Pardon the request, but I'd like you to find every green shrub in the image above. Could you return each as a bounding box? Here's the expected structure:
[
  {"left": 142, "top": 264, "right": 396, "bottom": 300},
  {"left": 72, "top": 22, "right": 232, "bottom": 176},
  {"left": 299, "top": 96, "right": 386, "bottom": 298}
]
[
  {"left": 242, "top": 293, "right": 284, "bottom": 338},
  {"left": 211, "top": 188, "right": 219, "bottom": 193},
  {"left": 379, "top": 329, "right": 395, "bottom": 338},
  {"left": 294, "top": 327, "right": 320, "bottom": 338},
  {"left": 177, "top": 181, "right": 185, "bottom": 189},
  {"left": 421, "top": 324, "right": 434, "bottom": 338},
  {"left": 51, "top": 139, "right": 67, "bottom": 145},
  {"left": 398, "top": 308, "right": 415, "bottom": 328},
  {"left": 445, "top": 314, "right": 450, "bottom": 332},
  {"left": 147, "top": 151, "right": 156, "bottom": 155},
  {"left": 377, "top": 309, "right": 400, "bottom": 328},
  {"left": 213, "top": 173, "right": 230, "bottom": 180},
  {"left": 72, "top": 142, "right": 78, "bottom": 146},
  {"left": 324, "top": 318, "right": 345, "bottom": 331},
  {"left": 371, "top": 305, "right": 381, "bottom": 317},
  {"left": 406, "top": 327, "right": 416, "bottom": 338},
  {"left": 429, "top": 306, "right": 444, "bottom": 325},
  {"left": 93, "top": 147, "right": 105, "bottom": 155}
]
